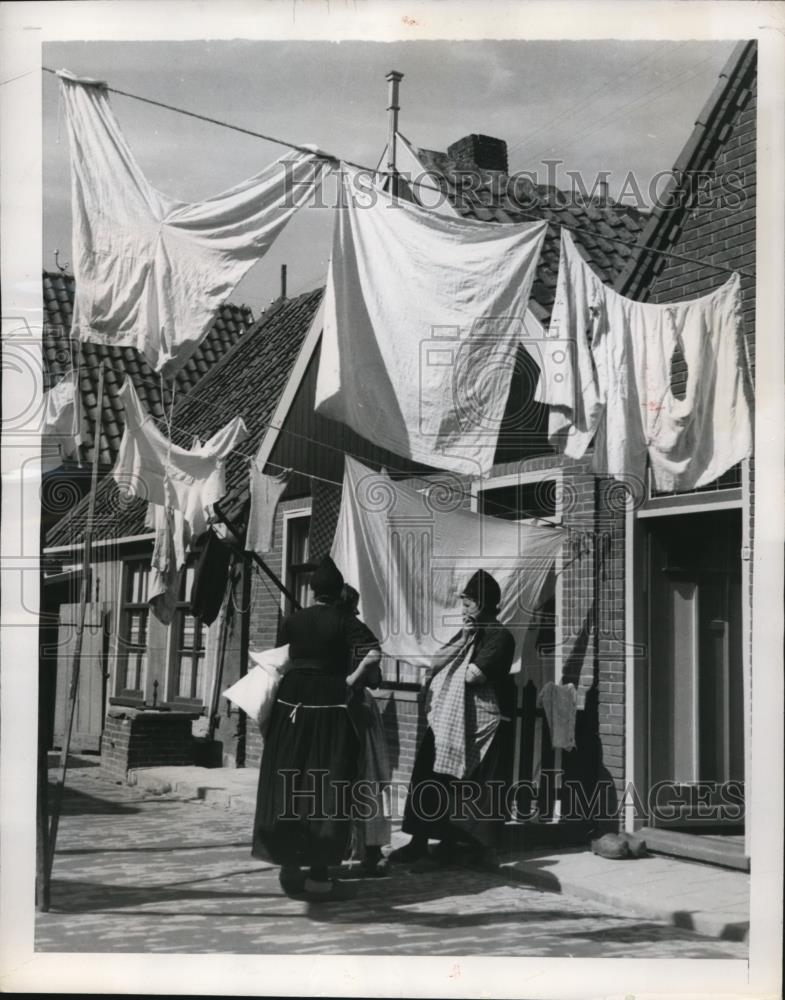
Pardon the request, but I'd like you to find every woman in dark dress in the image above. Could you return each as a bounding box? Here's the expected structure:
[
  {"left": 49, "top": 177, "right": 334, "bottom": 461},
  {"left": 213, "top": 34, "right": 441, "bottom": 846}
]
[
  {"left": 390, "top": 569, "right": 515, "bottom": 868},
  {"left": 252, "top": 556, "right": 381, "bottom": 899}
]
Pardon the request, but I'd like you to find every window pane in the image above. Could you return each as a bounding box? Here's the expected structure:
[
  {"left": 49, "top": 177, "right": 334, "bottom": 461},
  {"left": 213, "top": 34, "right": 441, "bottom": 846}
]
[
  {"left": 126, "top": 563, "right": 150, "bottom": 603},
  {"left": 289, "top": 517, "right": 310, "bottom": 565}
]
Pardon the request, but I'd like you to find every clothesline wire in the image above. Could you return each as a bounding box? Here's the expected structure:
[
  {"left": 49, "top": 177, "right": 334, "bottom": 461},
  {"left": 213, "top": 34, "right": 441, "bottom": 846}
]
[
  {"left": 42, "top": 65, "right": 755, "bottom": 281},
  {"left": 110, "top": 389, "right": 584, "bottom": 533},
  {"left": 59, "top": 349, "right": 565, "bottom": 527}
]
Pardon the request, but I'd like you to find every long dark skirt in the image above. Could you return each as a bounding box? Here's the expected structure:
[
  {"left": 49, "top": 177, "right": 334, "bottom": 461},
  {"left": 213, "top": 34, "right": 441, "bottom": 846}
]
[
  {"left": 252, "top": 668, "right": 359, "bottom": 868},
  {"left": 402, "top": 722, "right": 512, "bottom": 848}
]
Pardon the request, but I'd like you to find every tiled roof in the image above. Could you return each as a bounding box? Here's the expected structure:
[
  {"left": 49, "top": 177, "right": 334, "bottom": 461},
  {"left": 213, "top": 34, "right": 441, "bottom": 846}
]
[
  {"left": 410, "top": 144, "right": 648, "bottom": 322},
  {"left": 43, "top": 271, "right": 254, "bottom": 468},
  {"left": 45, "top": 289, "right": 322, "bottom": 549}
]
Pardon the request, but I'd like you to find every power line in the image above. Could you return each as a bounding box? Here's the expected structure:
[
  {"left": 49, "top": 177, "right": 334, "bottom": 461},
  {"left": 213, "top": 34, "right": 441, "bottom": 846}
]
[
  {"left": 508, "top": 41, "right": 689, "bottom": 160},
  {"left": 43, "top": 66, "right": 755, "bottom": 280}
]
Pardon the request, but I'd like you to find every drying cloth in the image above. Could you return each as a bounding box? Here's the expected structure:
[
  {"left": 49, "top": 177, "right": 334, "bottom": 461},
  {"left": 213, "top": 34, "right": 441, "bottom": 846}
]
[
  {"left": 43, "top": 370, "right": 82, "bottom": 461},
  {"left": 426, "top": 642, "right": 502, "bottom": 779},
  {"left": 331, "top": 456, "right": 564, "bottom": 666},
  {"left": 538, "top": 681, "right": 577, "bottom": 751},
  {"left": 190, "top": 529, "right": 233, "bottom": 626},
  {"left": 308, "top": 479, "right": 344, "bottom": 561},
  {"left": 245, "top": 465, "right": 290, "bottom": 555},
  {"left": 145, "top": 503, "right": 189, "bottom": 625},
  {"left": 543, "top": 230, "right": 753, "bottom": 490},
  {"left": 113, "top": 379, "right": 248, "bottom": 539},
  {"left": 315, "top": 166, "right": 547, "bottom": 476},
  {"left": 58, "top": 70, "right": 330, "bottom": 375}
]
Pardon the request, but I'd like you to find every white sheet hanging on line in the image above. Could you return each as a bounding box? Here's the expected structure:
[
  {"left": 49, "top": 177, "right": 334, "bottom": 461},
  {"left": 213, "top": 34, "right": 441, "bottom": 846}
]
[
  {"left": 58, "top": 70, "right": 331, "bottom": 375},
  {"left": 145, "top": 503, "right": 189, "bottom": 625},
  {"left": 112, "top": 379, "right": 248, "bottom": 538},
  {"left": 331, "top": 456, "right": 565, "bottom": 667},
  {"left": 245, "top": 464, "right": 290, "bottom": 555},
  {"left": 43, "top": 370, "right": 82, "bottom": 461},
  {"left": 315, "top": 166, "right": 547, "bottom": 476},
  {"left": 542, "top": 229, "right": 753, "bottom": 491}
]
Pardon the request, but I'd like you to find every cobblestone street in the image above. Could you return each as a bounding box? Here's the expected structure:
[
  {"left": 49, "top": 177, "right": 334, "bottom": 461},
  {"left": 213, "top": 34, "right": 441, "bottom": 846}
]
[{"left": 35, "top": 763, "right": 748, "bottom": 958}]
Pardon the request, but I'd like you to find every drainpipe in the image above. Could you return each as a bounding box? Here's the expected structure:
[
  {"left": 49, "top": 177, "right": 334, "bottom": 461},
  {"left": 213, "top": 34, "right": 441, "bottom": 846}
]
[{"left": 385, "top": 70, "right": 404, "bottom": 192}]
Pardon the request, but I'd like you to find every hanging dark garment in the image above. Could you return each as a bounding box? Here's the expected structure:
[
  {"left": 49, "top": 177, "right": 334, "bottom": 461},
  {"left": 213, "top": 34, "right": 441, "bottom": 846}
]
[{"left": 189, "top": 529, "right": 232, "bottom": 625}]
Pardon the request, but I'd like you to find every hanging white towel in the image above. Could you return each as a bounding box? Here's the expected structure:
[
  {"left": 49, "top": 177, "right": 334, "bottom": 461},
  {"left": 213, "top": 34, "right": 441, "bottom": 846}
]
[
  {"left": 58, "top": 70, "right": 330, "bottom": 375},
  {"left": 43, "top": 370, "right": 82, "bottom": 461},
  {"left": 245, "top": 465, "right": 290, "bottom": 555},
  {"left": 543, "top": 230, "right": 752, "bottom": 491},
  {"left": 113, "top": 379, "right": 248, "bottom": 539},
  {"left": 330, "top": 456, "right": 564, "bottom": 666},
  {"left": 315, "top": 166, "right": 547, "bottom": 476},
  {"left": 145, "top": 503, "right": 190, "bottom": 625},
  {"left": 538, "top": 681, "right": 577, "bottom": 751}
]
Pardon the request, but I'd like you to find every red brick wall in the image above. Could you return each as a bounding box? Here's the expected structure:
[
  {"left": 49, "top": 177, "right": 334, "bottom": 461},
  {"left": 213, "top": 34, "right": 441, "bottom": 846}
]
[{"left": 101, "top": 708, "right": 196, "bottom": 782}]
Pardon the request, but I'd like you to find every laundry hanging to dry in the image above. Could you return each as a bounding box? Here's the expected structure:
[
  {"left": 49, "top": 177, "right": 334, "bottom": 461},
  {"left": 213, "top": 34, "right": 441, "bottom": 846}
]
[
  {"left": 330, "top": 456, "right": 565, "bottom": 666},
  {"left": 539, "top": 229, "right": 753, "bottom": 491},
  {"left": 58, "top": 70, "right": 330, "bottom": 375},
  {"left": 112, "top": 379, "right": 248, "bottom": 539},
  {"left": 245, "top": 464, "right": 290, "bottom": 556},
  {"left": 315, "top": 165, "right": 547, "bottom": 477},
  {"left": 42, "top": 369, "right": 82, "bottom": 462}
]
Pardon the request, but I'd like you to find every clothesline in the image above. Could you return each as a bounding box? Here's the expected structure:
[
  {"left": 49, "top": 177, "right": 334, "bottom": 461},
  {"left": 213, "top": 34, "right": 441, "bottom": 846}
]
[
  {"left": 127, "top": 401, "right": 582, "bottom": 533},
  {"left": 45, "top": 347, "right": 606, "bottom": 531},
  {"left": 42, "top": 66, "right": 755, "bottom": 282}
]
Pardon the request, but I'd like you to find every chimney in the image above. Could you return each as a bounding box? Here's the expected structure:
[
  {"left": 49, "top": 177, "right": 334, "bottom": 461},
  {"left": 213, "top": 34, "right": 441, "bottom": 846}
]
[
  {"left": 385, "top": 70, "right": 404, "bottom": 175},
  {"left": 280, "top": 264, "right": 287, "bottom": 300},
  {"left": 447, "top": 134, "right": 508, "bottom": 174}
]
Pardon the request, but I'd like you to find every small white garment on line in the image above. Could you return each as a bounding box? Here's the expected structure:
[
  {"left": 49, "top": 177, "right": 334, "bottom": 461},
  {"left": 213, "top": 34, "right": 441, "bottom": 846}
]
[
  {"left": 331, "top": 456, "right": 565, "bottom": 667},
  {"left": 145, "top": 503, "right": 190, "bottom": 625},
  {"left": 113, "top": 379, "right": 248, "bottom": 539},
  {"left": 43, "top": 370, "right": 82, "bottom": 462},
  {"left": 58, "top": 70, "right": 330, "bottom": 374},
  {"left": 542, "top": 230, "right": 753, "bottom": 491},
  {"left": 315, "top": 166, "right": 548, "bottom": 477},
  {"left": 245, "top": 465, "right": 290, "bottom": 555}
]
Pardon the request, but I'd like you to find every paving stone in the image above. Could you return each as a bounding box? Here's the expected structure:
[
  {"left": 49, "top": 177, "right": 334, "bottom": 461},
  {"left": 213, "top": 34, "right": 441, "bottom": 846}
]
[{"left": 37, "top": 768, "right": 748, "bottom": 959}]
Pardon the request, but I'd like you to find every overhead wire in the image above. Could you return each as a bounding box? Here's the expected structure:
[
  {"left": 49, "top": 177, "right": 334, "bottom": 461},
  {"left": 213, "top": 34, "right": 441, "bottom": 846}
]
[
  {"left": 42, "top": 65, "right": 755, "bottom": 280},
  {"left": 507, "top": 40, "right": 690, "bottom": 159}
]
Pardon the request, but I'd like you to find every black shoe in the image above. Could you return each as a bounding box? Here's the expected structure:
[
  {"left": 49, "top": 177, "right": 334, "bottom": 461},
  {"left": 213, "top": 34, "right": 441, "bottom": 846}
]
[
  {"left": 388, "top": 840, "right": 429, "bottom": 864},
  {"left": 279, "top": 865, "right": 306, "bottom": 896}
]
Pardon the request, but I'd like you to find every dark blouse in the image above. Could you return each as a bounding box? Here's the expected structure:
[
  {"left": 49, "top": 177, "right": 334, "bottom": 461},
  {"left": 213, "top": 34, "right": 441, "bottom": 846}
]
[{"left": 280, "top": 603, "right": 380, "bottom": 676}]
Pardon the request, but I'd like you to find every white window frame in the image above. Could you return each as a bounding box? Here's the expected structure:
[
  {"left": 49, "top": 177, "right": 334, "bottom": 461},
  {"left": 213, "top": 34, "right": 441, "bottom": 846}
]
[{"left": 280, "top": 504, "right": 313, "bottom": 616}]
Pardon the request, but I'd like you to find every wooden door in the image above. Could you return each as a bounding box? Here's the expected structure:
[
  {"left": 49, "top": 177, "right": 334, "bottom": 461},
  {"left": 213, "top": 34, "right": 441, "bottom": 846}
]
[{"left": 53, "top": 605, "right": 107, "bottom": 753}]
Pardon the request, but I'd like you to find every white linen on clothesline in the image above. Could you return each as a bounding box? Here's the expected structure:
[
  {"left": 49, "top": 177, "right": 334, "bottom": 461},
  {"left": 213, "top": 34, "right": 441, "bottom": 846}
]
[
  {"left": 541, "top": 229, "right": 753, "bottom": 491},
  {"left": 331, "top": 456, "right": 565, "bottom": 667},
  {"left": 315, "top": 165, "right": 547, "bottom": 477},
  {"left": 112, "top": 379, "right": 248, "bottom": 539},
  {"left": 58, "top": 69, "right": 329, "bottom": 374}
]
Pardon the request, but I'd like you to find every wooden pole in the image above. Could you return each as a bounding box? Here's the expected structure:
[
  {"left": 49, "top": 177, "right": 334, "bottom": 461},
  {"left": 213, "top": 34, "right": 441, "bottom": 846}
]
[
  {"left": 46, "top": 364, "right": 105, "bottom": 884},
  {"left": 212, "top": 502, "right": 302, "bottom": 611}
]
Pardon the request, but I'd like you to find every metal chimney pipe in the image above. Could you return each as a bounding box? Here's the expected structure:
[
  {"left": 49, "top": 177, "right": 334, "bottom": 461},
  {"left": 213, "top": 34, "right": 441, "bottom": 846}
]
[
  {"left": 281, "top": 263, "right": 287, "bottom": 299},
  {"left": 385, "top": 70, "right": 404, "bottom": 176}
]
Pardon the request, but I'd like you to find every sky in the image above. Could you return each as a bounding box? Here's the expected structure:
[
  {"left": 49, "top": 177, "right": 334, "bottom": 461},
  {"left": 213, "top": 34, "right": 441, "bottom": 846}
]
[{"left": 42, "top": 38, "right": 738, "bottom": 318}]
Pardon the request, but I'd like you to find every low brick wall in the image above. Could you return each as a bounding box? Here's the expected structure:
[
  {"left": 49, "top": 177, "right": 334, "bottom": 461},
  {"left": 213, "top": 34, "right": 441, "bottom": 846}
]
[{"left": 101, "top": 707, "right": 200, "bottom": 782}]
